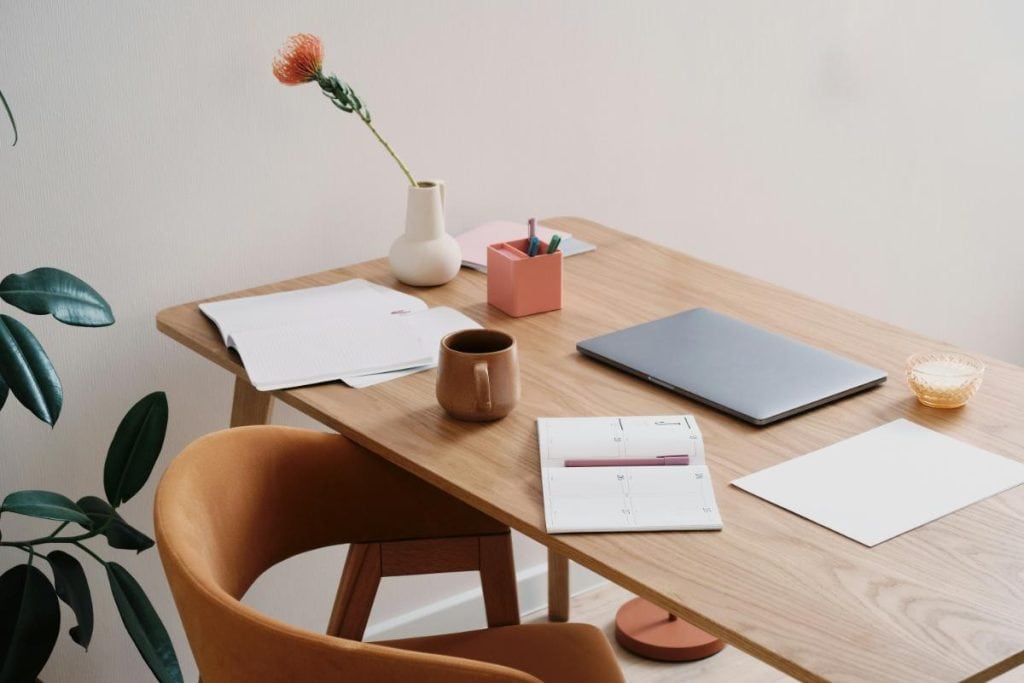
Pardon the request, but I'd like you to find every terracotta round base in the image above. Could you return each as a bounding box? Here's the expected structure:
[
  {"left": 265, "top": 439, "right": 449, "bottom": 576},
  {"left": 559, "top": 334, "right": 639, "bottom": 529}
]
[{"left": 614, "top": 598, "right": 725, "bottom": 662}]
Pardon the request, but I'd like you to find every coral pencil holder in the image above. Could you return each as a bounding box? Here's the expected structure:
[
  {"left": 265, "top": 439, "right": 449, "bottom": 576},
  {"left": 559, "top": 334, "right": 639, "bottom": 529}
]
[{"left": 486, "top": 239, "right": 563, "bottom": 317}]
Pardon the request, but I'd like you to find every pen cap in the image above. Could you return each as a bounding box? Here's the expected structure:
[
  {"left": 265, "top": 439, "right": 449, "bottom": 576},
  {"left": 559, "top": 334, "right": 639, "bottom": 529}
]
[{"left": 487, "top": 239, "right": 563, "bottom": 317}]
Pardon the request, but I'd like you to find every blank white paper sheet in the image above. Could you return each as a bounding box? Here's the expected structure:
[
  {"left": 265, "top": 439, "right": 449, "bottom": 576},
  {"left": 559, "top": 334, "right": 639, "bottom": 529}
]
[{"left": 731, "top": 419, "right": 1024, "bottom": 547}]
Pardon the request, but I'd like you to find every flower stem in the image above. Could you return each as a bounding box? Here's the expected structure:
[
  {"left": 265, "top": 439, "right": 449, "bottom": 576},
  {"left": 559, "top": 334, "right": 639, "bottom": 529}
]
[
  {"left": 0, "top": 87, "right": 17, "bottom": 146},
  {"left": 361, "top": 117, "right": 418, "bottom": 187}
]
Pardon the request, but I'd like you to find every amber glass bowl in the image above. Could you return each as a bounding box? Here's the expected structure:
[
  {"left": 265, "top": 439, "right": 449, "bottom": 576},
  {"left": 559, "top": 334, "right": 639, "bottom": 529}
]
[{"left": 906, "top": 352, "right": 985, "bottom": 409}]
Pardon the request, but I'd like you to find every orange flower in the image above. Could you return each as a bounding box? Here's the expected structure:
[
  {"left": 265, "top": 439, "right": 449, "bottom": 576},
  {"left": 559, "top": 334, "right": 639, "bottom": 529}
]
[
  {"left": 272, "top": 33, "right": 418, "bottom": 185},
  {"left": 272, "top": 34, "right": 323, "bottom": 85}
]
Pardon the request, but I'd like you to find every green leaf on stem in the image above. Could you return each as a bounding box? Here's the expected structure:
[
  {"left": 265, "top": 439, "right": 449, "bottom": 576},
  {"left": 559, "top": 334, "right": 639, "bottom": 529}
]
[
  {"left": 0, "top": 268, "right": 114, "bottom": 327},
  {"left": 1, "top": 490, "right": 91, "bottom": 525},
  {"left": 76, "top": 496, "right": 154, "bottom": 552},
  {"left": 0, "top": 314, "right": 62, "bottom": 425},
  {"left": 106, "top": 563, "right": 183, "bottom": 683},
  {"left": 104, "top": 392, "right": 168, "bottom": 507},
  {"left": 0, "top": 374, "right": 7, "bottom": 410},
  {"left": 0, "top": 564, "right": 60, "bottom": 683},
  {"left": 46, "top": 550, "right": 94, "bottom": 649}
]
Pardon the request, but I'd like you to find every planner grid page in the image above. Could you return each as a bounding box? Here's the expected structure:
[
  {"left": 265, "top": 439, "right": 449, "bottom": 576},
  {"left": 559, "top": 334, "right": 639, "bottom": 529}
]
[
  {"left": 538, "top": 415, "right": 704, "bottom": 467},
  {"left": 537, "top": 415, "right": 721, "bottom": 533},
  {"left": 542, "top": 465, "right": 721, "bottom": 533}
]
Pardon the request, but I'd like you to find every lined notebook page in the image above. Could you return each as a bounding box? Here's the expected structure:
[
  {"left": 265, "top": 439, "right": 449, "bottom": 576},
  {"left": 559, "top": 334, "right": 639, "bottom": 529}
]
[
  {"left": 197, "top": 279, "right": 482, "bottom": 391},
  {"left": 339, "top": 307, "right": 482, "bottom": 387},
  {"left": 230, "top": 314, "right": 433, "bottom": 391},
  {"left": 543, "top": 466, "right": 722, "bottom": 533},
  {"left": 199, "top": 279, "right": 427, "bottom": 346}
]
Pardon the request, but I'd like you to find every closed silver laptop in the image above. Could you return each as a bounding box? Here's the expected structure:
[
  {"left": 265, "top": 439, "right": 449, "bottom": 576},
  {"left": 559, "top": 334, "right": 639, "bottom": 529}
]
[{"left": 576, "top": 308, "right": 886, "bottom": 425}]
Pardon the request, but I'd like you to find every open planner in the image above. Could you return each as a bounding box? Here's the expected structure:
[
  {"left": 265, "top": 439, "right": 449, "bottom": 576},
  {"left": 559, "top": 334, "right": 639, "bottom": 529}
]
[
  {"left": 199, "top": 279, "right": 479, "bottom": 391},
  {"left": 538, "top": 416, "right": 723, "bottom": 533}
]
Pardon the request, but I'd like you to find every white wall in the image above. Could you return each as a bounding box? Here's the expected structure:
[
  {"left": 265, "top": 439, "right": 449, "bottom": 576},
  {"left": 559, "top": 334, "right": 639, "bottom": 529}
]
[{"left": 2, "top": 1, "right": 1021, "bottom": 680}]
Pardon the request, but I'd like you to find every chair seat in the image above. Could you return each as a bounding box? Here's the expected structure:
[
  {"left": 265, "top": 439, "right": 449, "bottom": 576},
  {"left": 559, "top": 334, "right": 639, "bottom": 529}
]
[{"left": 380, "top": 623, "right": 625, "bottom": 683}]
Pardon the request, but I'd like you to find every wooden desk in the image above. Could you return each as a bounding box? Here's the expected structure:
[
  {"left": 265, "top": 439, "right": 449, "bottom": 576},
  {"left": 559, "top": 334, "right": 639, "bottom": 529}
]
[{"left": 157, "top": 218, "right": 1024, "bottom": 682}]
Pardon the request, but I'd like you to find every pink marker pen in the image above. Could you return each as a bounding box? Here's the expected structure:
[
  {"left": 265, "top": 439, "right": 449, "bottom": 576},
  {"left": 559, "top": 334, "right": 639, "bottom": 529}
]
[{"left": 565, "top": 456, "right": 689, "bottom": 467}]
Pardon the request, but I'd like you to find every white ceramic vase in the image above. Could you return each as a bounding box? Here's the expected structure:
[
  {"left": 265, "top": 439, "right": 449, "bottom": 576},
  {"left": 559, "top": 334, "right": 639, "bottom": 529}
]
[{"left": 388, "top": 179, "right": 462, "bottom": 287}]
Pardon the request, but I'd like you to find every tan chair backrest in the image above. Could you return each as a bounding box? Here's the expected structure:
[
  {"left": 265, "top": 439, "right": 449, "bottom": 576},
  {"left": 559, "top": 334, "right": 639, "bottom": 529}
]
[{"left": 155, "top": 426, "right": 536, "bottom": 682}]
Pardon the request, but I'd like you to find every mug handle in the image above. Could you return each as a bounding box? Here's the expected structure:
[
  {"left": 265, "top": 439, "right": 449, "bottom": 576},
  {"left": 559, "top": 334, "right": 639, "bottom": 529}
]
[{"left": 473, "top": 362, "right": 492, "bottom": 412}]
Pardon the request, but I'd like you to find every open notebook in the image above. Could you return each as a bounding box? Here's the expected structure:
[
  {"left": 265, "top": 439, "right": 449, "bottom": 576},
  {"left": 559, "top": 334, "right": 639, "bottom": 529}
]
[
  {"left": 538, "top": 416, "right": 723, "bottom": 533},
  {"left": 199, "top": 279, "right": 479, "bottom": 390}
]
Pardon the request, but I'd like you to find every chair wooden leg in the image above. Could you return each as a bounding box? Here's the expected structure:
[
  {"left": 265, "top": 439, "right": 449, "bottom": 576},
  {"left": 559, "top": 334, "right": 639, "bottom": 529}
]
[
  {"left": 479, "top": 533, "right": 520, "bottom": 627},
  {"left": 327, "top": 533, "right": 520, "bottom": 640},
  {"left": 547, "top": 549, "right": 570, "bottom": 622},
  {"left": 327, "top": 543, "right": 382, "bottom": 640}
]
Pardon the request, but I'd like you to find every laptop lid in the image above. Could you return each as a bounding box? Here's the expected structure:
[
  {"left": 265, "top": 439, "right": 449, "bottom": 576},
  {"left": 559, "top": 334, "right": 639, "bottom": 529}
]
[{"left": 576, "top": 308, "right": 887, "bottom": 425}]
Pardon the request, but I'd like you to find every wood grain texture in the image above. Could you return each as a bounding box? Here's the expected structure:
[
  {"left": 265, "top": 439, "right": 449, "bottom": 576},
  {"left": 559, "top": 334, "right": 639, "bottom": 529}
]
[
  {"left": 547, "top": 549, "right": 571, "bottom": 623},
  {"left": 328, "top": 542, "right": 381, "bottom": 640},
  {"left": 327, "top": 534, "right": 519, "bottom": 640},
  {"left": 379, "top": 537, "right": 481, "bottom": 576},
  {"left": 157, "top": 217, "right": 1024, "bottom": 682},
  {"left": 479, "top": 533, "right": 522, "bottom": 628},
  {"left": 230, "top": 376, "right": 274, "bottom": 427}
]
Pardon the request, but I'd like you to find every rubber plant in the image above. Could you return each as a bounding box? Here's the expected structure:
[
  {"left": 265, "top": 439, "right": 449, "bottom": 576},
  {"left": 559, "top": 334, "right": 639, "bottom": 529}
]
[{"left": 0, "top": 90, "right": 182, "bottom": 683}]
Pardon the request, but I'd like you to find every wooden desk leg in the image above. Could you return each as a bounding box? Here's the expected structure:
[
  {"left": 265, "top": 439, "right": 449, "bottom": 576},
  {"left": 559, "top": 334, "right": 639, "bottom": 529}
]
[
  {"left": 547, "top": 549, "right": 570, "bottom": 622},
  {"left": 230, "top": 376, "right": 274, "bottom": 427}
]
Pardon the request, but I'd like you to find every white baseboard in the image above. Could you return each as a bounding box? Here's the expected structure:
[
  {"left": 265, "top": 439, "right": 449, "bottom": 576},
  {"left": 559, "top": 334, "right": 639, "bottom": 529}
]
[{"left": 364, "top": 561, "right": 608, "bottom": 641}]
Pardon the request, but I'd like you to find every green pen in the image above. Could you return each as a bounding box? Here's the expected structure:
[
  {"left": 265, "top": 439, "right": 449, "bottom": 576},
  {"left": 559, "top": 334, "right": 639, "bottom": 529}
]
[{"left": 546, "top": 234, "right": 562, "bottom": 254}]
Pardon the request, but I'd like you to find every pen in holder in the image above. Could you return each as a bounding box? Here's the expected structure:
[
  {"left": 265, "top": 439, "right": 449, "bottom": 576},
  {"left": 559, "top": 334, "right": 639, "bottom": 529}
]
[{"left": 487, "top": 239, "right": 563, "bottom": 317}]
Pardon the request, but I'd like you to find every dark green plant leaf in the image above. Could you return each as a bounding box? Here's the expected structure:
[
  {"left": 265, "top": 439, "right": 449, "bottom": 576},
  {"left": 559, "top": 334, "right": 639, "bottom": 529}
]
[
  {"left": 106, "top": 563, "right": 183, "bottom": 683},
  {"left": 76, "top": 496, "right": 154, "bottom": 552},
  {"left": 46, "top": 551, "right": 94, "bottom": 649},
  {"left": 0, "top": 268, "right": 114, "bottom": 327},
  {"left": 1, "top": 490, "right": 91, "bottom": 525},
  {"left": 0, "top": 314, "right": 62, "bottom": 425},
  {"left": 0, "top": 88, "right": 16, "bottom": 146},
  {"left": 0, "top": 564, "right": 60, "bottom": 683},
  {"left": 104, "top": 392, "right": 168, "bottom": 507},
  {"left": 0, "top": 374, "right": 7, "bottom": 411}
]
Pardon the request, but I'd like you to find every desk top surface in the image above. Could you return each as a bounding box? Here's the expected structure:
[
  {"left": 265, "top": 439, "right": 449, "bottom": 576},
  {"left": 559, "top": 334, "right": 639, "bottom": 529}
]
[{"left": 157, "top": 217, "right": 1024, "bottom": 682}]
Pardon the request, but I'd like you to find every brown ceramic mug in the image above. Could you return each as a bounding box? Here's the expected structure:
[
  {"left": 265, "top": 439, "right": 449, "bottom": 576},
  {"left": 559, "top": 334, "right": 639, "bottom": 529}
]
[{"left": 437, "top": 329, "right": 520, "bottom": 421}]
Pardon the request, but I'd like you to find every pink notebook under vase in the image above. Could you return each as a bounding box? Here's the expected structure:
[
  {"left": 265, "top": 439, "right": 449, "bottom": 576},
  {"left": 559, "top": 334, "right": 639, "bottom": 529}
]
[
  {"left": 458, "top": 220, "right": 568, "bottom": 272},
  {"left": 487, "top": 238, "right": 562, "bottom": 317}
]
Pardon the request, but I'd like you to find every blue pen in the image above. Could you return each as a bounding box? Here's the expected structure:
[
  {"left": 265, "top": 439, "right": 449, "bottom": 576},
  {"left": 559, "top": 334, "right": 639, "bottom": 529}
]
[{"left": 526, "top": 236, "right": 540, "bottom": 256}]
